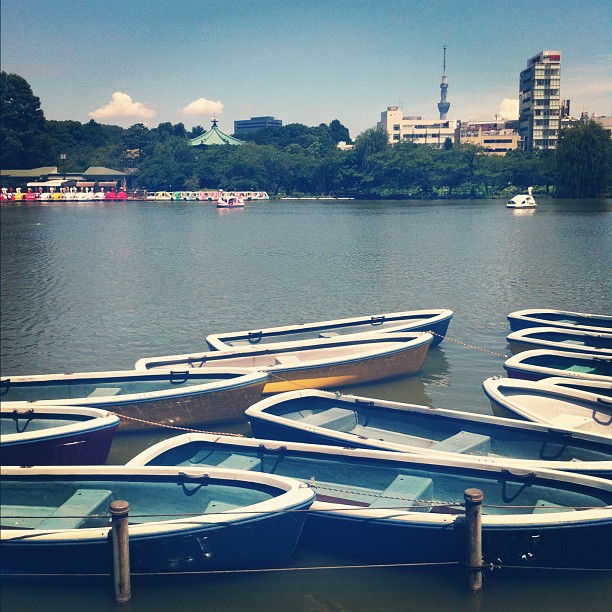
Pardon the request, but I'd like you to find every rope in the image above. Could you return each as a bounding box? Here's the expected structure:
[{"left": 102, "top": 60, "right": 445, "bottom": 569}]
[
  {"left": 427, "top": 330, "right": 510, "bottom": 359},
  {"left": 109, "top": 412, "right": 245, "bottom": 437},
  {"left": 7, "top": 561, "right": 611, "bottom": 579}
]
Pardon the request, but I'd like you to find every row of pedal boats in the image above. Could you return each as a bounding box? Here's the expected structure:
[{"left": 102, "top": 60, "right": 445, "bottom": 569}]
[{"left": 2, "top": 307, "right": 612, "bottom": 574}]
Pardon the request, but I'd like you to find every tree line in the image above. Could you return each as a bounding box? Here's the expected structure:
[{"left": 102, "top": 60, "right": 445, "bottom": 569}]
[{"left": 2, "top": 72, "right": 610, "bottom": 199}]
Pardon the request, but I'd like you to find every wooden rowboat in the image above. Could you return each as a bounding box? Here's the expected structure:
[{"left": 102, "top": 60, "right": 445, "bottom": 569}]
[
  {"left": 135, "top": 332, "right": 433, "bottom": 394},
  {"left": 205, "top": 308, "right": 453, "bottom": 349},
  {"left": 242, "top": 388, "right": 612, "bottom": 476},
  {"left": 0, "top": 465, "right": 314, "bottom": 575},
  {"left": 483, "top": 376, "right": 612, "bottom": 438},
  {"left": 1, "top": 405, "right": 120, "bottom": 465},
  {"left": 506, "top": 326, "right": 612, "bottom": 356},
  {"left": 507, "top": 309, "right": 612, "bottom": 334},
  {"left": 503, "top": 349, "right": 612, "bottom": 383},
  {"left": 0, "top": 368, "right": 269, "bottom": 431},
  {"left": 127, "top": 432, "right": 612, "bottom": 568}
]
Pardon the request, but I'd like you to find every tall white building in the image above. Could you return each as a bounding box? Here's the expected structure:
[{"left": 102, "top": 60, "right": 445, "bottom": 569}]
[
  {"left": 518, "top": 50, "right": 562, "bottom": 151},
  {"left": 378, "top": 107, "right": 458, "bottom": 147}
]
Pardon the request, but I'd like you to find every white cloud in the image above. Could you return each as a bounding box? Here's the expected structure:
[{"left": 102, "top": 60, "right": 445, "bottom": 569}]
[
  {"left": 89, "top": 92, "right": 156, "bottom": 120},
  {"left": 499, "top": 98, "right": 518, "bottom": 120},
  {"left": 181, "top": 98, "right": 224, "bottom": 116}
]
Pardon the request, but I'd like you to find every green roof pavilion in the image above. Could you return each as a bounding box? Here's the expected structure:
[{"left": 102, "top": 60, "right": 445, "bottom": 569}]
[{"left": 189, "top": 118, "right": 243, "bottom": 146}]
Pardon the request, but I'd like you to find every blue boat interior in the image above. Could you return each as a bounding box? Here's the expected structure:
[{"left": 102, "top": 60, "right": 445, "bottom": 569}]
[
  {"left": 520, "top": 354, "right": 611, "bottom": 376},
  {"left": 255, "top": 397, "right": 612, "bottom": 463},
  {"left": 1, "top": 411, "right": 91, "bottom": 435},
  {"left": 530, "top": 313, "right": 612, "bottom": 329},
  {"left": 0, "top": 372, "right": 239, "bottom": 402},
  {"left": 0, "top": 476, "right": 282, "bottom": 530},
  {"left": 141, "top": 441, "right": 612, "bottom": 515}
]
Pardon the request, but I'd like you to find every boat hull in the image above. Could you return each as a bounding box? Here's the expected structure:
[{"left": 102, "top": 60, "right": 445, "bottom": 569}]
[
  {"left": 127, "top": 433, "right": 612, "bottom": 569},
  {"left": 1, "top": 406, "right": 119, "bottom": 465},
  {"left": 0, "top": 466, "right": 314, "bottom": 575},
  {"left": 136, "top": 333, "right": 433, "bottom": 394},
  {"left": 0, "top": 369, "right": 269, "bottom": 431},
  {"left": 205, "top": 309, "right": 453, "bottom": 349}
]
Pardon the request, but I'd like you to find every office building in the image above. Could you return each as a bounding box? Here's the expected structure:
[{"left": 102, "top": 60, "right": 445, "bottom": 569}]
[
  {"left": 234, "top": 116, "right": 282, "bottom": 135},
  {"left": 518, "top": 50, "right": 562, "bottom": 151}
]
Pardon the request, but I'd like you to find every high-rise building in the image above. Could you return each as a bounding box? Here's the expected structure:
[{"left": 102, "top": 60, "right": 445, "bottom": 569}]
[
  {"left": 437, "top": 45, "right": 450, "bottom": 120},
  {"left": 518, "top": 50, "right": 562, "bottom": 151}
]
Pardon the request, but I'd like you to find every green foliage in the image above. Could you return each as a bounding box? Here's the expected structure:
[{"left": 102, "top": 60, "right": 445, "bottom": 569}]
[
  {"left": 3, "top": 73, "right": 609, "bottom": 200},
  {"left": 555, "top": 121, "right": 611, "bottom": 198},
  {"left": 1, "top": 71, "right": 46, "bottom": 168}
]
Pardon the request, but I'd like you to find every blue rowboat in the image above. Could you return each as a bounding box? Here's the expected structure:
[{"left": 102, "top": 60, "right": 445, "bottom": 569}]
[
  {"left": 506, "top": 326, "right": 612, "bottom": 356},
  {"left": 507, "top": 309, "right": 612, "bottom": 334},
  {"left": 0, "top": 368, "right": 269, "bottom": 431},
  {"left": 483, "top": 376, "right": 612, "bottom": 438},
  {"left": 0, "top": 465, "right": 314, "bottom": 575},
  {"left": 127, "top": 432, "right": 612, "bottom": 569},
  {"left": 503, "top": 349, "right": 612, "bottom": 383},
  {"left": 1, "top": 405, "right": 120, "bottom": 466},
  {"left": 241, "top": 388, "right": 612, "bottom": 477},
  {"left": 205, "top": 308, "right": 453, "bottom": 349},
  {"left": 135, "top": 332, "right": 433, "bottom": 394}
]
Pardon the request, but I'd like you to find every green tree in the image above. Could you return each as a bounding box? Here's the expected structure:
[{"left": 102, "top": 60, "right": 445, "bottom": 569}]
[
  {"left": 555, "top": 120, "right": 611, "bottom": 198},
  {"left": 1, "top": 71, "right": 46, "bottom": 168}
]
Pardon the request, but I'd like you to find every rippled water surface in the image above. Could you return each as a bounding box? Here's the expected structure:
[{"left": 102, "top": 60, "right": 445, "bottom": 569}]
[{"left": 1, "top": 198, "right": 611, "bottom": 610}]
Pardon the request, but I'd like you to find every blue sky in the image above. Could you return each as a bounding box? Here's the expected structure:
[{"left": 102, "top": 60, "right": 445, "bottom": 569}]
[{"left": 2, "top": 0, "right": 610, "bottom": 139}]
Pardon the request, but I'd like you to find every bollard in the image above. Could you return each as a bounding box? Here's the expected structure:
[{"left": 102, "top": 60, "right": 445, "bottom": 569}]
[
  {"left": 110, "top": 500, "right": 131, "bottom": 604},
  {"left": 464, "top": 488, "right": 483, "bottom": 592}
]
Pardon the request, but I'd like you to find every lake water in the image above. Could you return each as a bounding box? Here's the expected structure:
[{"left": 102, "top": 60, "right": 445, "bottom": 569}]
[{"left": 1, "top": 198, "right": 611, "bottom": 610}]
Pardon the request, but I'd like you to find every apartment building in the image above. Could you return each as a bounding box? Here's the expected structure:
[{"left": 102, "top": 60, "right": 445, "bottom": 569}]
[{"left": 518, "top": 50, "right": 562, "bottom": 151}]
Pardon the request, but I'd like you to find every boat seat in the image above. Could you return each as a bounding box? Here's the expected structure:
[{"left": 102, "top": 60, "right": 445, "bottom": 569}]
[
  {"left": 370, "top": 475, "right": 433, "bottom": 512},
  {"left": 274, "top": 355, "right": 301, "bottom": 365},
  {"left": 565, "top": 365, "right": 596, "bottom": 374},
  {"left": 319, "top": 332, "right": 340, "bottom": 338},
  {"left": 430, "top": 431, "right": 491, "bottom": 455},
  {"left": 548, "top": 415, "right": 592, "bottom": 430},
  {"left": 88, "top": 387, "right": 121, "bottom": 397},
  {"left": 37, "top": 489, "right": 113, "bottom": 530},
  {"left": 532, "top": 499, "right": 574, "bottom": 514},
  {"left": 217, "top": 455, "right": 262, "bottom": 471},
  {"left": 302, "top": 407, "right": 357, "bottom": 431}
]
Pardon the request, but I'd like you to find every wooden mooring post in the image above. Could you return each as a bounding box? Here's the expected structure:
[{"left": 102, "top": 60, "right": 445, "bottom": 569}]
[
  {"left": 464, "top": 488, "right": 484, "bottom": 592},
  {"left": 110, "top": 500, "right": 131, "bottom": 604}
]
